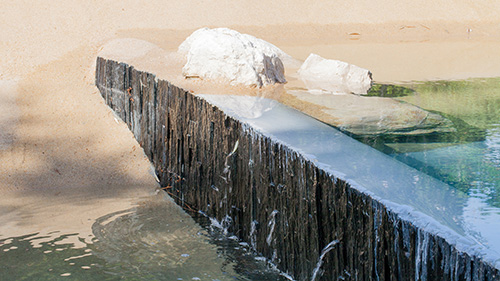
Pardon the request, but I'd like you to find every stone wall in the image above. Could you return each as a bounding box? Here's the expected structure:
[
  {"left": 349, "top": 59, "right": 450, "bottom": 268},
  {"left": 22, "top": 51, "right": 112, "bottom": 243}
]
[{"left": 95, "top": 57, "right": 499, "bottom": 280}]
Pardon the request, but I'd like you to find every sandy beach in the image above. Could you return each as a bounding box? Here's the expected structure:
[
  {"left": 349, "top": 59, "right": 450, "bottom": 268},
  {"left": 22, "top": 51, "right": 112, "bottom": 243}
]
[{"left": 1, "top": 0, "right": 500, "bottom": 263}]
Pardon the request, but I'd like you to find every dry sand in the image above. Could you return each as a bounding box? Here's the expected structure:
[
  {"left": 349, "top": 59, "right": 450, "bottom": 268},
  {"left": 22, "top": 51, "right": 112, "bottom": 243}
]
[{"left": 1, "top": 0, "right": 500, "bottom": 246}]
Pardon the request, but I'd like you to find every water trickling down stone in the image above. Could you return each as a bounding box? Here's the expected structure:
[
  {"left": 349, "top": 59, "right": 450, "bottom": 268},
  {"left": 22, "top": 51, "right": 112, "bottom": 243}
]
[{"left": 96, "top": 57, "right": 500, "bottom": 281}]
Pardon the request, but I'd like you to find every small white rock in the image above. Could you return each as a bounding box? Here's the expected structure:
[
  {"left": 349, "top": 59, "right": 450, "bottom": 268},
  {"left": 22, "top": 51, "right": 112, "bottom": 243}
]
[
  {"left": 298, "top": 53, "right": 372, "bottom": 95},
  {"left": 178, "top": 27, "right": 288, "bottom": 87}
]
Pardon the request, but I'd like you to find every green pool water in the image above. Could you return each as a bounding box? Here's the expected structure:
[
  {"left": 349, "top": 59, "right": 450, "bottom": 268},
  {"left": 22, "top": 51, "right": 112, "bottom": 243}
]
[
  {"left": 367, "top": 78, "right": 500, "bottom": 256},
  {"left": 383, "top": 78, "right": 500, "bottom": 200}
]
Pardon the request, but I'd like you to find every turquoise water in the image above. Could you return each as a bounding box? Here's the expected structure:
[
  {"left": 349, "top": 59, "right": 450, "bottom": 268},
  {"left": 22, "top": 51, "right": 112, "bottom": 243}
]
[
  {"left": 383, "top": 79, "right": 500, "bottom": 204},
  {"left": 0, "top": 194, "right": 287, "bottom": 280},
  {"left": 375, "top": 79, "right": 500, "bottom": 258},
  {"left": 393, "top": 130, "right": 500, "bottom": 205}
]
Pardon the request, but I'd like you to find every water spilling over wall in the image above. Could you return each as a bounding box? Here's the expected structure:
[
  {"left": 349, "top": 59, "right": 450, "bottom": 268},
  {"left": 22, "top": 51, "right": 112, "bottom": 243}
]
[{"left": 95, "top": 57, "right": 499, "bottom": 280}]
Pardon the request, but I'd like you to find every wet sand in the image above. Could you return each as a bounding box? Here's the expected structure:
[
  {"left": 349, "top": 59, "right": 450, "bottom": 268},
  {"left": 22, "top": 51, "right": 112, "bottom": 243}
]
[{"left": 1, "top": 0, "right": 500, "bottom": 251}]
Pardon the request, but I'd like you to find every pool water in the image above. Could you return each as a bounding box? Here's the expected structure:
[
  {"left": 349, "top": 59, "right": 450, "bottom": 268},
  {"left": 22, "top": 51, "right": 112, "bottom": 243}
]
[
  {"left": 385, "top": 78, "right": 500, "bottom": 201},
  {"left": 373, "top": 78, "right": 500, "bottom": 255},
  {"left": 0, "top": 193, "right": 288, "bottom": 281}
]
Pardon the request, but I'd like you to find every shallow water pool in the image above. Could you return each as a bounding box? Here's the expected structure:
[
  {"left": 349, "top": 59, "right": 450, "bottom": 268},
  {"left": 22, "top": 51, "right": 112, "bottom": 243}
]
[
  {"left": 0, "top": 192, "right": 288, "bottom": 280},
  {"left": 381, "top": 78, "right": 500, "bottom": 262}
]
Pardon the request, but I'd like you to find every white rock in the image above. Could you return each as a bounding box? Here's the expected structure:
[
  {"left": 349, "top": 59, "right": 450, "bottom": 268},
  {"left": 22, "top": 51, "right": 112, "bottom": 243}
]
[
  {"left": 178, "top": 27, "right": 288, "bottom": 87},
  {"left": 298, "top": 53, "right": 372, "bottom": 95}
]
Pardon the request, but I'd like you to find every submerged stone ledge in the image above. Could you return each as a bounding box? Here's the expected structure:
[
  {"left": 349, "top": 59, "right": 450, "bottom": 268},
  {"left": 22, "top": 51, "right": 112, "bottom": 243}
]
[{"left": 95, "top": 57, "right": 499, "bottom": 280}]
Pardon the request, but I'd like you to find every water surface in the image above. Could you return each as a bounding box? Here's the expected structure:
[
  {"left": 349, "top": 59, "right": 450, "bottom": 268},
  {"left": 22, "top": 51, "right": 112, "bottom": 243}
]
[
  {"left": 0, "top": 190, "right": 287, "bottom": 280},
  {"left": 386, "top": 79, "right": 500, "bottom": 261}
]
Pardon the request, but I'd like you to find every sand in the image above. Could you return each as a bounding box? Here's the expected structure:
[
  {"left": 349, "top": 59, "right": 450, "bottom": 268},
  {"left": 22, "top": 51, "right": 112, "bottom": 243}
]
[{"left": 1, "top": 0, "right": 500, "bottom": 246}]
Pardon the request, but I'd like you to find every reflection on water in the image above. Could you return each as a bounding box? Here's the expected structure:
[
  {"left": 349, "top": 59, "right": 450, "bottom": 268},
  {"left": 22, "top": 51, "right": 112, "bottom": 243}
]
[
  {"left": 390, "top": 128, "right": 500, "bottom": 255},
  {"left": 393, "top": 132, "right": 500, "bottom": 204},
  {"left": 0, "top": 193, "right": 287, "bottom": 280},
  {"left": 380, "top": 78, "right": 500, "bottom": 259},
  {"left": 0, "top": 232, "right": 110, "bottom": 280}
]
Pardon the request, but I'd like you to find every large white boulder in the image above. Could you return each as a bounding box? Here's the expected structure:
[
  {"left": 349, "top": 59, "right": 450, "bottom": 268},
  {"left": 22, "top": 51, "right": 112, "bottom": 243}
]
[
  {"left": 178, "top": 27, "right": 287, "bottom": 87},
  {"left": 298, "top": 53, "right": 372, "bottom": 95}
]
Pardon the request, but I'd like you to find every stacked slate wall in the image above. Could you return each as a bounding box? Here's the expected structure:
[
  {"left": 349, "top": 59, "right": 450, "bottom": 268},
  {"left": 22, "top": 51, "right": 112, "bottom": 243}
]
[{"left": 95, "top": 57, "right": 499, "bottom": 281}]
